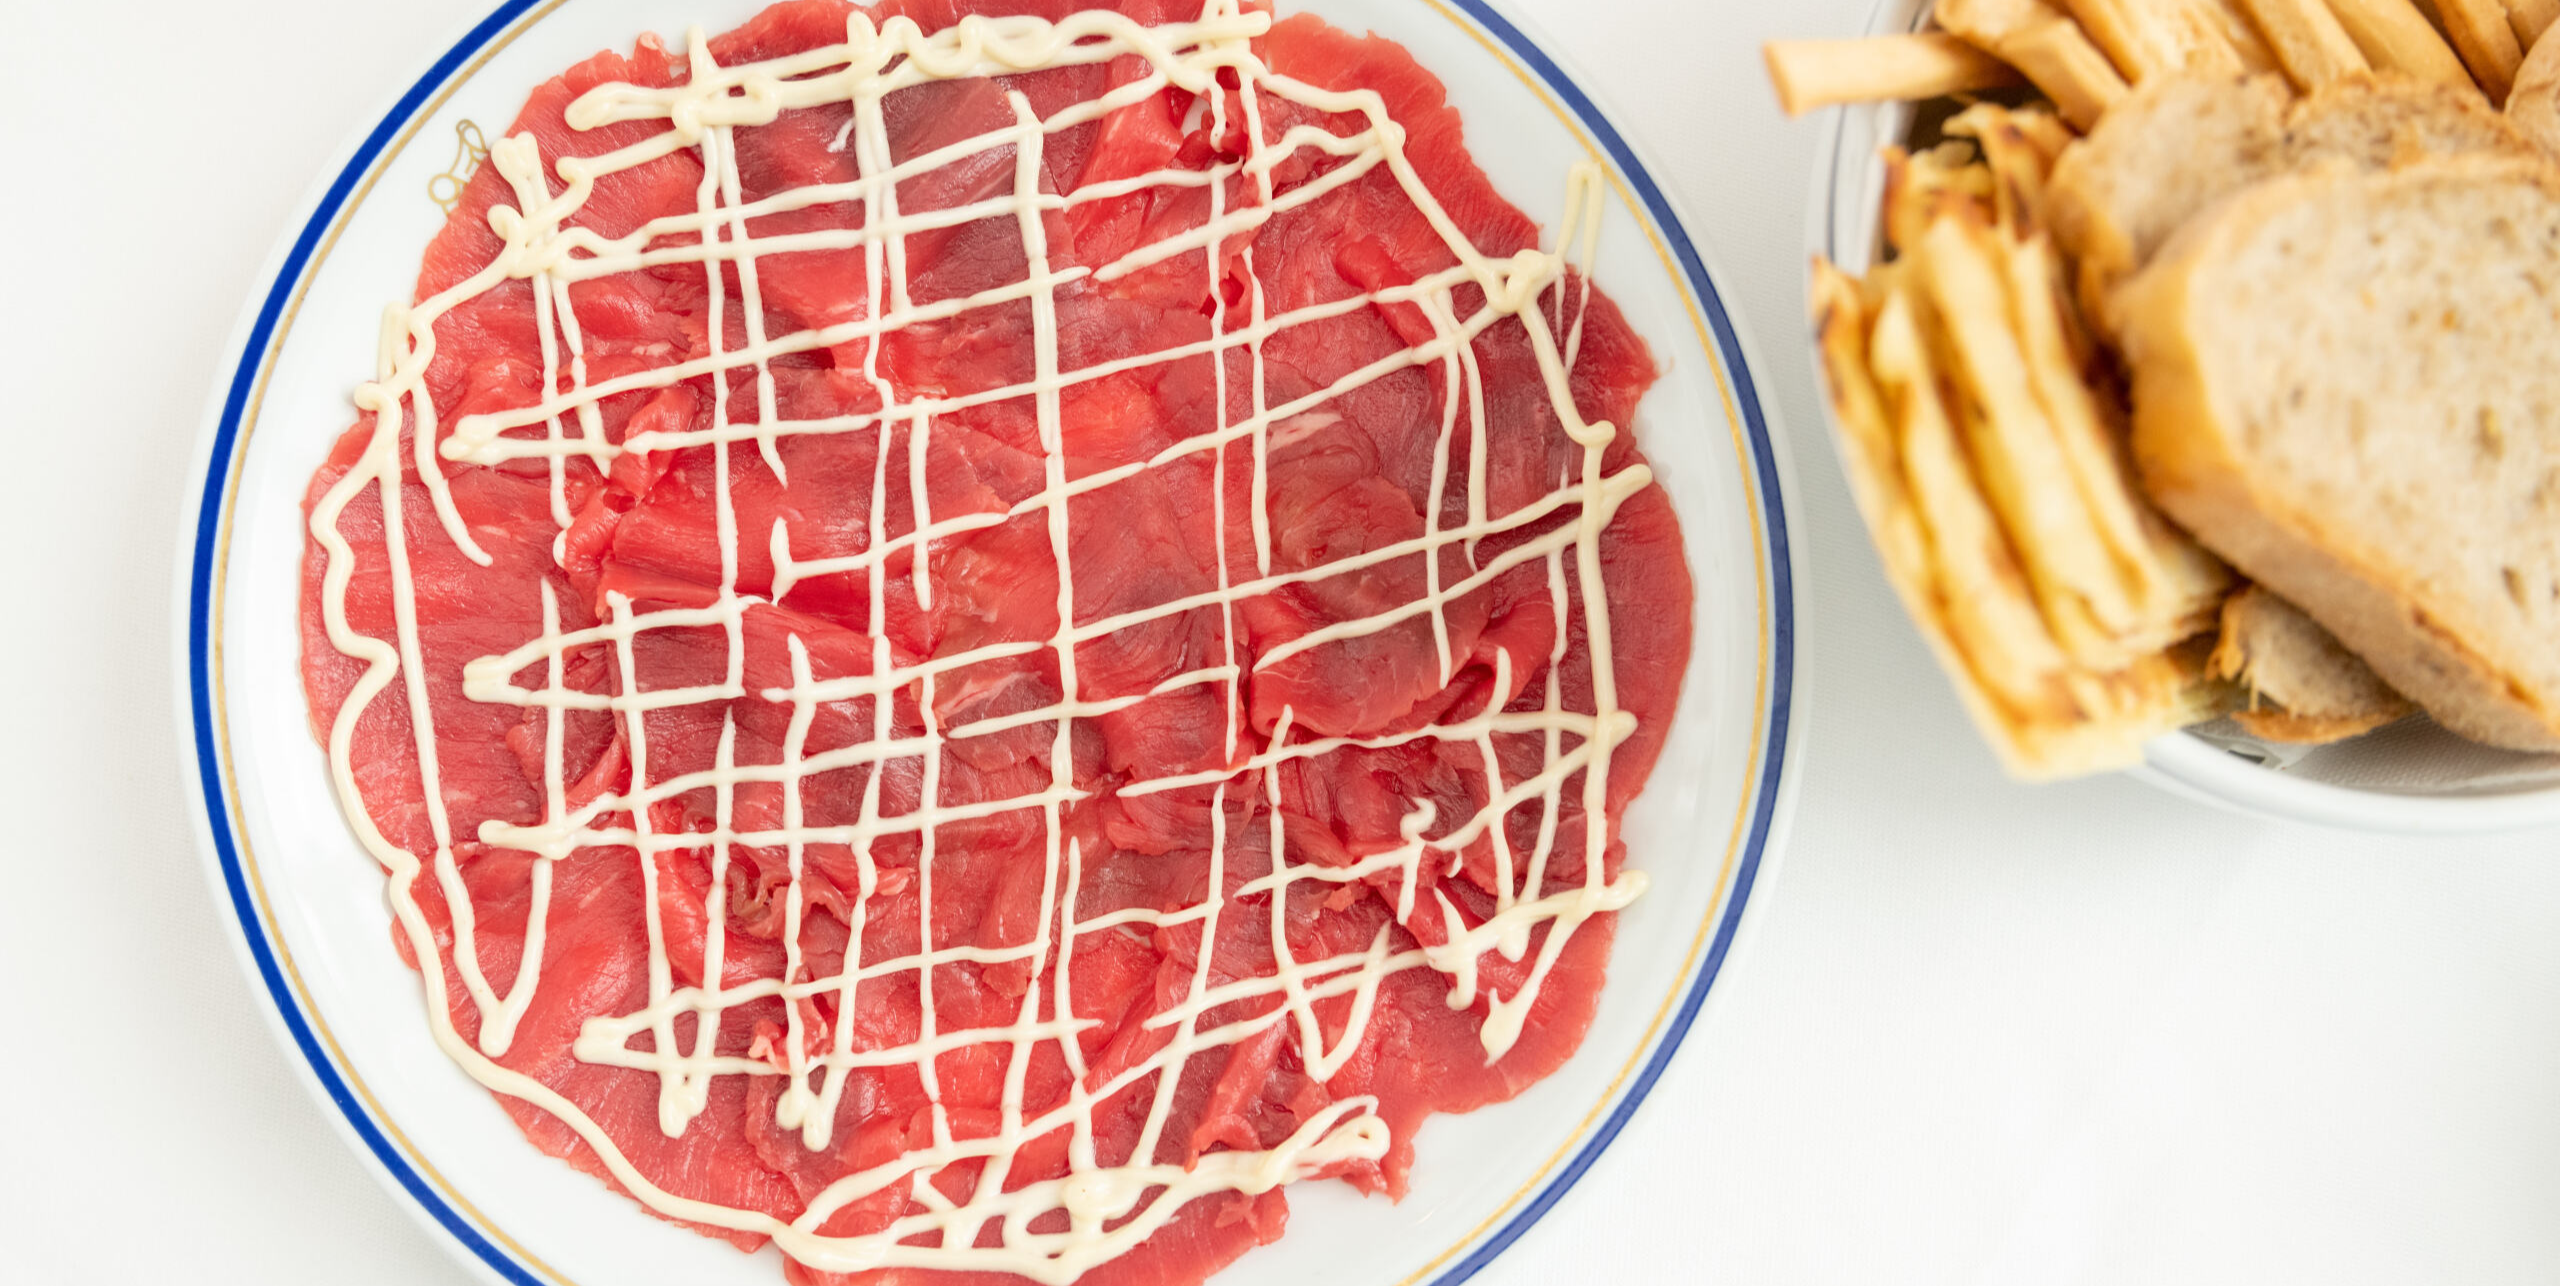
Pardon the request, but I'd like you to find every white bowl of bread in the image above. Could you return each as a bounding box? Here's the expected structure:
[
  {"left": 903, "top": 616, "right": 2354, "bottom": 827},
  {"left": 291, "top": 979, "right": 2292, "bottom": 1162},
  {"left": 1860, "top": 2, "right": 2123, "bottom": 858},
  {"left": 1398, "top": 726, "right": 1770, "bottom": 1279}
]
[{"left": 1771, "top": 0, "right": 2560, "bottom": 831}]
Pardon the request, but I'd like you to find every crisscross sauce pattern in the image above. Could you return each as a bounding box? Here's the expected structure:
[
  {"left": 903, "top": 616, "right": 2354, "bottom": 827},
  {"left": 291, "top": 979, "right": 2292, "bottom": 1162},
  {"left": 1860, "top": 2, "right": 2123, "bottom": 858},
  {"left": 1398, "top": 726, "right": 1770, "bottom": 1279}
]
[{"left": 299, "top": 1, "right": 1692, "bottom": 1281}]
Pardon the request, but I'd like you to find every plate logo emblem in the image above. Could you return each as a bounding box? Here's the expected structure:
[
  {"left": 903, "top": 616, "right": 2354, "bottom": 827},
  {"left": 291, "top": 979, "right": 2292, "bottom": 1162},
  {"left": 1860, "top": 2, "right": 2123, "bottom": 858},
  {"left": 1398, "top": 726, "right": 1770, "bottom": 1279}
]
[{"left": 427, "top": 119, "right": 489, "bottom": 213}]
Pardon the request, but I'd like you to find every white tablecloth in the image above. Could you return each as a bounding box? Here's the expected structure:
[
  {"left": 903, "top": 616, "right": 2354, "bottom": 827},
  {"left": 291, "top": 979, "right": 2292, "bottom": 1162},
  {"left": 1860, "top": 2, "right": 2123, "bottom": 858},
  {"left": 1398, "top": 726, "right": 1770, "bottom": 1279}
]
[{"left": 8, "top": 0, "right": 2558, "bottom": 1281}]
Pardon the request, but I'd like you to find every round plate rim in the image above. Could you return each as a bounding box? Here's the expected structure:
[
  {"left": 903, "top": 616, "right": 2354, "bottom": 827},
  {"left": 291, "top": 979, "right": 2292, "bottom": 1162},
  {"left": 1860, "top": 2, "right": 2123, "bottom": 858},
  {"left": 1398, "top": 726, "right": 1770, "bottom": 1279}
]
[{"left": 170, "top": 1, "right": 1805, "bottom": 1281}]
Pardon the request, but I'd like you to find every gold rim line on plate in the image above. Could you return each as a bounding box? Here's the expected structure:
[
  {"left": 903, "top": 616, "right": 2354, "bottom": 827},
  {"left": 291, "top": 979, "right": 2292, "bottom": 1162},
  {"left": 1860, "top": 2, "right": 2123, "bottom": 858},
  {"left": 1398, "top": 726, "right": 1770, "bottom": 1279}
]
[
  {"left": 1387, "top": 3, "right": 1768, "bottom": 1280},
  {"left": 214, "top": 2, "right": 581, "bottom": 1281},
  {"left": 208, "top": 2, "right": 1773, "bottom": 1282}
]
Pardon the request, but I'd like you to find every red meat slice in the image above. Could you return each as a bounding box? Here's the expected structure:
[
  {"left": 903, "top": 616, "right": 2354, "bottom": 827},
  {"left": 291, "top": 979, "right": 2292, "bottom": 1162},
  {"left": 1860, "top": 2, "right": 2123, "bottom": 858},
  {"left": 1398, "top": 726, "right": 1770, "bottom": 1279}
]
[{"left": 299, "top": 3, "right": 1693, "bottom": 1285}]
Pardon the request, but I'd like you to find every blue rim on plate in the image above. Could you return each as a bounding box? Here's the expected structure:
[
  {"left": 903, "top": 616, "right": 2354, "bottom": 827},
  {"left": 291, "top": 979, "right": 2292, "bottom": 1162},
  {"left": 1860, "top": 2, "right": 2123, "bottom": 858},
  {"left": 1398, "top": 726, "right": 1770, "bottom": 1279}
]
[{"left": 178, "top": 1, "right": 1798, "bottom": 1281}]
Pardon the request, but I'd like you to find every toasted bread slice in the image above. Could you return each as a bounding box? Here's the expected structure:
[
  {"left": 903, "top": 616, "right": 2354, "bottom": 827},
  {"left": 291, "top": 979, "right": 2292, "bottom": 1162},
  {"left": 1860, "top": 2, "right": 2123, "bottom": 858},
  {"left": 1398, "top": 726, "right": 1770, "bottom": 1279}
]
[
  {"left": 2047, "top": 73, "right": 2537, "bottom": 323},
  {"left": 2211, "top": 586, "right": 2415, "bottom": 743},
  {"left": 2117, "top": 157, "right": 2560, "bottom": 752},
  {"left": 1812, "top": 259, "right": 2230, "bottom": 779}
]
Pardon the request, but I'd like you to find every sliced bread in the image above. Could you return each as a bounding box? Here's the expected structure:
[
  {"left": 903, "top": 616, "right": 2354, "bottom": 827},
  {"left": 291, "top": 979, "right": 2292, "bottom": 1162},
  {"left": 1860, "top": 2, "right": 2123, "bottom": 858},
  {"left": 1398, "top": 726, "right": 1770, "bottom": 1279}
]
[
  {"left": 2209, "top": 585, "right": 2414, "bottom": 743},
  {"left": 2115, "top": 156, "right": 2560, "bottom": 752},
  {"left": 2047, "top": 72, "right": 2537, "bottom": 322},
  {"left": 2045, "top": 74, "right": 2292, "bottom": 320}
]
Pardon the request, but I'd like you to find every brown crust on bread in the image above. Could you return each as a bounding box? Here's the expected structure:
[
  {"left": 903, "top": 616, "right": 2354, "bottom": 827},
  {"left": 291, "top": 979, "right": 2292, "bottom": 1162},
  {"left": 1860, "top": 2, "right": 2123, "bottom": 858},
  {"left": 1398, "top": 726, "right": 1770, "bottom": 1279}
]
[
  {"left": 2230, "top": 705, "right": 2401, "bottom": 742},
  {"left": 2208, "top": 586, "right": 2415, "bottom": 742},
  {"left": 2116, "top": 158, "right": 2560, "bottom": 752}
]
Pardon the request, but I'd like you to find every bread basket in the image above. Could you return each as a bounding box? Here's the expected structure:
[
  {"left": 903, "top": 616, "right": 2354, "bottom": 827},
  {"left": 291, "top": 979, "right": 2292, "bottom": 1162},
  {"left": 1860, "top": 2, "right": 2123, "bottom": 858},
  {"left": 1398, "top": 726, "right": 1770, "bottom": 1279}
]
[{"left": 1806, "top": 0, "right": 2560, "bottom": 833}]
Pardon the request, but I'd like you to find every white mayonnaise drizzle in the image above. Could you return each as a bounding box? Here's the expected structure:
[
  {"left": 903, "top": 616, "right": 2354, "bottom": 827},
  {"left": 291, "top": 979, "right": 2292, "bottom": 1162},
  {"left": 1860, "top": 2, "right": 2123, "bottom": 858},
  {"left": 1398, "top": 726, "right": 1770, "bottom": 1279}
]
[{"left": 309, "top": 2, "right": 1656, "bottom": 1279}]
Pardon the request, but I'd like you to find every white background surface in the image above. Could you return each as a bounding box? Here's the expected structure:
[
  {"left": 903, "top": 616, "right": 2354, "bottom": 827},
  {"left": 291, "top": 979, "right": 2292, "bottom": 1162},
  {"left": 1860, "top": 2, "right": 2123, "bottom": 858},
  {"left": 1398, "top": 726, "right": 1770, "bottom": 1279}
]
[{"left": 6, "top": 0, "right": 2559, "bottom": 1282}]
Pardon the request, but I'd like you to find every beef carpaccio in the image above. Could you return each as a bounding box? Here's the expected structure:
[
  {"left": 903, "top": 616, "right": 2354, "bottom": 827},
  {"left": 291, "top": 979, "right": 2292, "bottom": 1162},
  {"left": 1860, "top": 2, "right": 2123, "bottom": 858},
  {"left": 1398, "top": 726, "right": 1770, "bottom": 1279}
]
[{"left": 298, "top": 0, "right": 1693, "bottom": 1281}]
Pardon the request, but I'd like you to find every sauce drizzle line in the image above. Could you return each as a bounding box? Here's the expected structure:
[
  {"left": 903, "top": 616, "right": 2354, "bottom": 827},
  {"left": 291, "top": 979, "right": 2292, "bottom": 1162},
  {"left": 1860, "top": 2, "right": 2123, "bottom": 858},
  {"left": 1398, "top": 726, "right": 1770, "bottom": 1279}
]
[{"left": 310, "top": 3, "right": 1654, "bottom": 1279}]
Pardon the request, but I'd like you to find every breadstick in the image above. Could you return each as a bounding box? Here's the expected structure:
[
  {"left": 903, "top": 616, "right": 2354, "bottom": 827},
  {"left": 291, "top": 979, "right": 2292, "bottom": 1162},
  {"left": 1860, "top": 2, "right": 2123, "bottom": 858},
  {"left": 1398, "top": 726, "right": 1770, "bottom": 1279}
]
[
  {"left": 1936, "top": 0, "right": 2065, "bottom": 43},
  {"left": 2198, "top": 0, "right": 2284, "bottom": 69},
  {"left": 2505, "top": 0, "right": 2560, "bottom": 46},
  {"left": 2005, "top": 21, "right": 2134, "bottom": 127},
  {"left": 2327, "top": 0, "right": 2478, "bottom": 87},
  {"left": 2437, "top": 0, "right": 2526, "bottom": 99},
  {"left": 2239, "top": 0, "right": 2374, "bottom": 88},
  {"left": 2063, "top": 0, "right": 2178, "bottom": 78},
  {"left": 1765, "top": 35, "right": 2025, "bottom": 115},
  {"left": 2170, "top": 0, "right": 2259, "bottom": 72},
  {"left": 1939, "top": 0, "right": 2132, "bottom": 127},
  {"left": 2063, "top": 0, "right": 2246, "bottom": 79}
]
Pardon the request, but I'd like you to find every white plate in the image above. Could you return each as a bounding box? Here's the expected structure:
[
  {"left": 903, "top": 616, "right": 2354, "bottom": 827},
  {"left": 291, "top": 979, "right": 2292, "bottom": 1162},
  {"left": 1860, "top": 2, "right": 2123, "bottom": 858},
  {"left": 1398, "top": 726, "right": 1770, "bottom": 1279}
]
[{"left": 175, "top": 1, "right": 1804, "bottom": 1282}]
